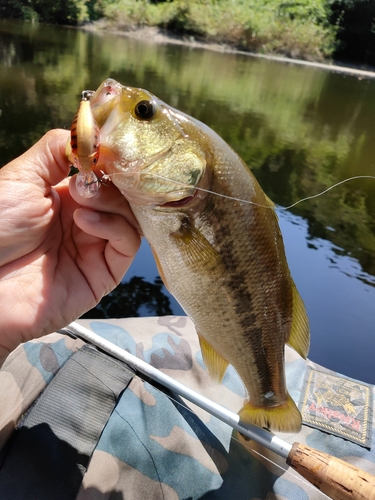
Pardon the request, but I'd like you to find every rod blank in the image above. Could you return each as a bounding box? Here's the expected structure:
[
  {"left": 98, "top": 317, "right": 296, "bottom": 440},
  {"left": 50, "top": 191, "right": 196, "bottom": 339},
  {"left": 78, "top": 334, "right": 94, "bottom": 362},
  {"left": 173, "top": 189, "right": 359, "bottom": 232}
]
[
  {"left": 62, "top": 321, "right": 375, "bottom": 500},
  {"left": 63, "top": 321, "right": 291, "bottom": 458}
]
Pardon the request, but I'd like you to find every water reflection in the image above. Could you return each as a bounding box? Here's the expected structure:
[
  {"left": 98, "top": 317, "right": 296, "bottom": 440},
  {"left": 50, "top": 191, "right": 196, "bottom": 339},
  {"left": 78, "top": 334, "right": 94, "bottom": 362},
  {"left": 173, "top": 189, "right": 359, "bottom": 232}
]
[
  {"left": 279, "top": 210, "right": 375, "bottom": 384},
  {"left": 81, "top": 275, "right": 173, "bottom": 319},
  {"left": 1, "top": 20, "right": 374, "bottom": 383}
]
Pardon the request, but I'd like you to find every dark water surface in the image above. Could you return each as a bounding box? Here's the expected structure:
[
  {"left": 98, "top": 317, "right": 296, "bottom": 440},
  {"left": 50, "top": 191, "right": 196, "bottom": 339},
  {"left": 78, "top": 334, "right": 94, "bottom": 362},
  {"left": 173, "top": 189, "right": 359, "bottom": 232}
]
[{"left": 1, "top": 20, "right": 375, "bottom": 383}]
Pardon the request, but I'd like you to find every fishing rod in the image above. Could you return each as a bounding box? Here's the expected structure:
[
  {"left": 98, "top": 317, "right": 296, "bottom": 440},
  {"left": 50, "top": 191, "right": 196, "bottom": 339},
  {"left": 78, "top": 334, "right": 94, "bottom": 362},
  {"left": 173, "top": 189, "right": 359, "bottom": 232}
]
[{"left": 63, "top": 321, "right": 375, "bottom": 500}]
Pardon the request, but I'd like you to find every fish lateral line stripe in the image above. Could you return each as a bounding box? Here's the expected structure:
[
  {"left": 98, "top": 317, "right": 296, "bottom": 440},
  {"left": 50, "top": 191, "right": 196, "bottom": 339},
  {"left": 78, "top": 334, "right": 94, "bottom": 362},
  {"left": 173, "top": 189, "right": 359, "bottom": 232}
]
[{"left": 103, "top": 171, "right": 375, "bottom": 211}]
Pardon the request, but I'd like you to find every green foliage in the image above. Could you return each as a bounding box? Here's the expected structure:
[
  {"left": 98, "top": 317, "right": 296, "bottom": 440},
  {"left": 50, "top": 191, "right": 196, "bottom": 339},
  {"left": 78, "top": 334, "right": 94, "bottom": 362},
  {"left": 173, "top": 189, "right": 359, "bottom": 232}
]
[
  {"left": 0, "top": 0, "right": 91, "bottom": 24},
  {"left": 103, "top": 0, "right": 150, "bottom": 25},
  {"left": 161, "top": 2, "right": 206, "bottom": 36},
  {"left": 1, "top": 18, "right": 375, "bottom": 276},
  {"left": 328, "top": 0, "right": 375, "bottom": 64},
  {"left": 1, "top": 0, "right": 375, "bottom": 64},
  {"left": 98, "top": 0, "right": 336, "bottom": 60},
  {"left": 276, "top": 0, "right": 330, "bottom": 23}
]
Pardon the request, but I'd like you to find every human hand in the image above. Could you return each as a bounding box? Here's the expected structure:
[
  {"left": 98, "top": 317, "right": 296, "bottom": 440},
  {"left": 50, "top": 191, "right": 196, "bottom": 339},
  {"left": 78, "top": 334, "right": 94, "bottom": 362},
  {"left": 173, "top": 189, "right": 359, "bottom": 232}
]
[{"left": 0, "top": 129, "right": 141, "bottom": 360}]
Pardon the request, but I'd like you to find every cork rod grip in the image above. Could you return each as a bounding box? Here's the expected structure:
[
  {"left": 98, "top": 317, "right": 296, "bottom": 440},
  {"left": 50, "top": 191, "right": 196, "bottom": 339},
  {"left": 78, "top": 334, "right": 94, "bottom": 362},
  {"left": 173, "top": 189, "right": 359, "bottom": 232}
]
[{"left": 287, "top": 443, "right": 375, "bottom": 500}]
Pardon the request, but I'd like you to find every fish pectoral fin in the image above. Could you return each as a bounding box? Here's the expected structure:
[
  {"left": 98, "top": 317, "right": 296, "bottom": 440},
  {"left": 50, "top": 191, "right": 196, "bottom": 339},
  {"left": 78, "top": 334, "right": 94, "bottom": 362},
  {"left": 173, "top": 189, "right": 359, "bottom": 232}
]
[
  {"left": 198, "top": 333, "right": 229, "bottom": 383},
  {"left": 287, "top": 283, "right": 310, "bottom": 359},
  {"left": 172, "top": 221, "right": 222, "bottom": 271},
  {"left": 94, "top": 145, "right": 119, "bottom": 171},
  {"left": 239, "top": 393, "right": 302, "bottom": 433}
]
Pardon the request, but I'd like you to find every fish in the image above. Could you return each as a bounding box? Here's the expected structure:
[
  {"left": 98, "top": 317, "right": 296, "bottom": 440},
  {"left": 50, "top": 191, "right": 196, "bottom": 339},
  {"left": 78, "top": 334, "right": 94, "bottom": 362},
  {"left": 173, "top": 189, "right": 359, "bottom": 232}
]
[{"left": 87, "top": 78, "right": 310, "bottom": 433}]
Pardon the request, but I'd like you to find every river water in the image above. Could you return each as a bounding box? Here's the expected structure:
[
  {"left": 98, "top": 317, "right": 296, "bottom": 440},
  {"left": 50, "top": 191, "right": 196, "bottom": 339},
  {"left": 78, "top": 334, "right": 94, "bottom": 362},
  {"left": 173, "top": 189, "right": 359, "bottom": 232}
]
[{"left": 1, "top": 19, "right": 375, "bottom": 384}]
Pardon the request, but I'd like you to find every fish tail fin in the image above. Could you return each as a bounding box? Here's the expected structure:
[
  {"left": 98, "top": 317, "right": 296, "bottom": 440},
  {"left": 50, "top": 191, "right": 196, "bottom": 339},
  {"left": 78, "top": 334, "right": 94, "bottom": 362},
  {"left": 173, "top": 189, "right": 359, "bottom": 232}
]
[{"left": 239, "top": 393, "right": 302, "bottom": 433}]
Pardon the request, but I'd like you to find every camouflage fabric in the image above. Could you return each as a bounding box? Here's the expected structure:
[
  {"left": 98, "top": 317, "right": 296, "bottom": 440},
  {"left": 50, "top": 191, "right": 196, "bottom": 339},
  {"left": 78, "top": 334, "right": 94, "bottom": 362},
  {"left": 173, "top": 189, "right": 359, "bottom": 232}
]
[{"left": 0, "top": 316, "right": 374, "bottom": 499}]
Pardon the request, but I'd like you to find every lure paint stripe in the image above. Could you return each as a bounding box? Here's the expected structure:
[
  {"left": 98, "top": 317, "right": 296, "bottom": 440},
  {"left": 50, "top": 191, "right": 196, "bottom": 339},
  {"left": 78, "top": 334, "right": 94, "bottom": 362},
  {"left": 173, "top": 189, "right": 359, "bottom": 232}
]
[{"left": 70, "top": 91, "right": 100, "bottom": 172}]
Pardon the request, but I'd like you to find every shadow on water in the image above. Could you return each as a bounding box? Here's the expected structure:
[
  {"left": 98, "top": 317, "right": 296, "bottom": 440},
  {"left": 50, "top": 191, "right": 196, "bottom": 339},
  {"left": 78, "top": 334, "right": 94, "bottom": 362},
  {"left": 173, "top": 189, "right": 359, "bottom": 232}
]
[
  {"left": 80, "top": 276, "right": 174, "bottom": 319},
  {"left": 1, "top": 19, "right": 375, "bottom": 382}
]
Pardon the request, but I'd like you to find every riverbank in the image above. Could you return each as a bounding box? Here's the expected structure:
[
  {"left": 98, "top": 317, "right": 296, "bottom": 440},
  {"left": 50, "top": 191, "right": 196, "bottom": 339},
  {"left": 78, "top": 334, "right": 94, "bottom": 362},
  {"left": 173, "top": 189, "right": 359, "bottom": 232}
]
[
  {"left": 85, "top": 21, "right": 375, "bottom": 80},
  {"left": 97, "top": 1, "right": 335, "bottom": 63},
  {"left": 2, "top": 1, "right": 375, "bottom": 66}
]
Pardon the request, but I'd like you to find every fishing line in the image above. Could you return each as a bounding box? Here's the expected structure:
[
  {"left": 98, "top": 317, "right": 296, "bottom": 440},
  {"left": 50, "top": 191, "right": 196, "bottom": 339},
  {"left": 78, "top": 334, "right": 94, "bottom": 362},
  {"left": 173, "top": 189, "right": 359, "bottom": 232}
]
[
  {"left": 283, "top": 175, "right": 375, "bottom": 210},
  {"left": 136, "top": 371, "right": 330, "bottom": 497},
  {"left": 101, "top": 171, "right": 375, "bottom": 211},
  {"left": 62, "top": 322, "right": 337, "bottom": 498},
  {"left": 143, "top": 377, "right": 284, "bottom": 467},
  {"left": 103, "top": 353, "right": 323, "bottom": 496}
]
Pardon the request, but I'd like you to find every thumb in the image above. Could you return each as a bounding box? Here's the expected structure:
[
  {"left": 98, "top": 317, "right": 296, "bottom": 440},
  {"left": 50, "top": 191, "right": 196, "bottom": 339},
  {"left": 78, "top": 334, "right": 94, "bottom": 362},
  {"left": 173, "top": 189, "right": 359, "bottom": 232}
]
[{"left": 2, "top": 129, "right": 71, "bottom": 188}]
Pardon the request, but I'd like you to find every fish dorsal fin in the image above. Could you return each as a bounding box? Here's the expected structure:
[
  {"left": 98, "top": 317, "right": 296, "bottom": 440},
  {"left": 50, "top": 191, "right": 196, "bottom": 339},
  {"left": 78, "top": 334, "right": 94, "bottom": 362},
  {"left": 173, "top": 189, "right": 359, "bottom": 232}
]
[
  {"left": 264, "top": 193, "right": 276, "bottom": 209},
  {"left": 263, "top": 193, "right": 280, "bottom": 226},
  {"left": 198, "top": 333, "right": 229, "bottom": 383},
  {"left": 287, "top": 283, "right": 310, "bottom": 359}
]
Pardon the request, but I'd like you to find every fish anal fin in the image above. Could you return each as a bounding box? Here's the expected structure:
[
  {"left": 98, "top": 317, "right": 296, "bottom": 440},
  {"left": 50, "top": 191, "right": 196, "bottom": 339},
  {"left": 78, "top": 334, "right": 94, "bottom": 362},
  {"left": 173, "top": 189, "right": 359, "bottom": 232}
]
[
  {"left": 287, "top": 283, "right": 310, "bottom": 359},
  {"left": 198, "top": 333, "right": 229, "bottom": 383},
  {"left": 239, "top": 393, "right": 302, "bottom": 433}
]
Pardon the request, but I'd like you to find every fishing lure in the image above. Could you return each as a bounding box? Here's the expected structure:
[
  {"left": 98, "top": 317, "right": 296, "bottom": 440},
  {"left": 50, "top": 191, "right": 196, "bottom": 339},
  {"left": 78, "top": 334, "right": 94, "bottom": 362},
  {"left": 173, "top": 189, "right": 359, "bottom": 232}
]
[{"left": 70, "top": 90, "right": 101, "bottom": 198}]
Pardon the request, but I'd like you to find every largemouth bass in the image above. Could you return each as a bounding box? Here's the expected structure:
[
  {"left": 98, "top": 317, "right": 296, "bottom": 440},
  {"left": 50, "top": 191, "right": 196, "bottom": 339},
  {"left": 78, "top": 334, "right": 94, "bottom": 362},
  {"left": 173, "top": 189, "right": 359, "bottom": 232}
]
[{"left": 84, "top": 78, "right": 310, "bottom": 433}]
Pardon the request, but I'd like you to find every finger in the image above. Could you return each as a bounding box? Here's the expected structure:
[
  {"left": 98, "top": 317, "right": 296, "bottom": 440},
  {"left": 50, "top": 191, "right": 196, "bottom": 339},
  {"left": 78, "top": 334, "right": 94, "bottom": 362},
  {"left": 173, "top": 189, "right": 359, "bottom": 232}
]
[
  {"left": 69, "top": 174, "right": 140, "bottom": 231},
  {"left": 2, "top": 129, "right": 71, "bottom": 188},
  {"left": 74, "top": 208, "right": 141, "bottom": 281}
]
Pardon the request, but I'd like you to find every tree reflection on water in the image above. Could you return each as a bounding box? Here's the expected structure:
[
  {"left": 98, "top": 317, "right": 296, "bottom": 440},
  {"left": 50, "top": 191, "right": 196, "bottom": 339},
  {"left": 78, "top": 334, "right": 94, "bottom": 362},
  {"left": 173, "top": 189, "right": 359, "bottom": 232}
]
[
  {"left": 2, "top": 20, "right": 375, "bottom": 382},
  {"left": 80, "top": 276, "right": 173, "bottom": 319}
]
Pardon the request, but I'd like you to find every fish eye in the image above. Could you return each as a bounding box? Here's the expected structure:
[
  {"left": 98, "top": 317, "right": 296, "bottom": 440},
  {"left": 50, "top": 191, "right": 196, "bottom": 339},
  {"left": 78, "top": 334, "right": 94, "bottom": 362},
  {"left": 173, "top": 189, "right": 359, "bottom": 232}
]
[{"left": 134, "top": 100, "right": 156, "bottom": 120}]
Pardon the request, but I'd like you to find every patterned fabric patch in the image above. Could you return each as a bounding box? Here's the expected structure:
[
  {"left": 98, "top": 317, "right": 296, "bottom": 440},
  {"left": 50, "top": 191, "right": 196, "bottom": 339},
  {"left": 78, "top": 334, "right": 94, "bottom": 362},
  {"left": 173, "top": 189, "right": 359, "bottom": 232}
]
[{"left": 300, "top": 368, "right": 373, "bottom": 448}]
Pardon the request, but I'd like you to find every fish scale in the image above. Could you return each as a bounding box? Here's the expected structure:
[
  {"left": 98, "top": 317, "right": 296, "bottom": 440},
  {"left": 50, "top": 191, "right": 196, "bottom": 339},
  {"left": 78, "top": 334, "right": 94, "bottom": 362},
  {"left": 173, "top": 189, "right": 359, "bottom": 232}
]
[{"left": 84, "top": 78, "right": 310, "bottom": 433}]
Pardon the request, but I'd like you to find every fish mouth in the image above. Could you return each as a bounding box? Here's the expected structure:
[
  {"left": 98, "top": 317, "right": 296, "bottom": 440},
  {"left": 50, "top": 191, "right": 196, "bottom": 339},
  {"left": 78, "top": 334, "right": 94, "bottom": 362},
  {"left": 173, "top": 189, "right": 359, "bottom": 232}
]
[{"left": 160, "top": 192, "right": 197, "bottom": 208}]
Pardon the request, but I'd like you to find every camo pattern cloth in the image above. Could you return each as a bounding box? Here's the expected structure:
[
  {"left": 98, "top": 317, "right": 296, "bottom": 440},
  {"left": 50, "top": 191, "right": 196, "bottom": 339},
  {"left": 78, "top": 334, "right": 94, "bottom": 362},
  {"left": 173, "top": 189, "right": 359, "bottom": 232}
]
[{"left": 0, "top": 316, "right": 374, "bottom": 499}]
